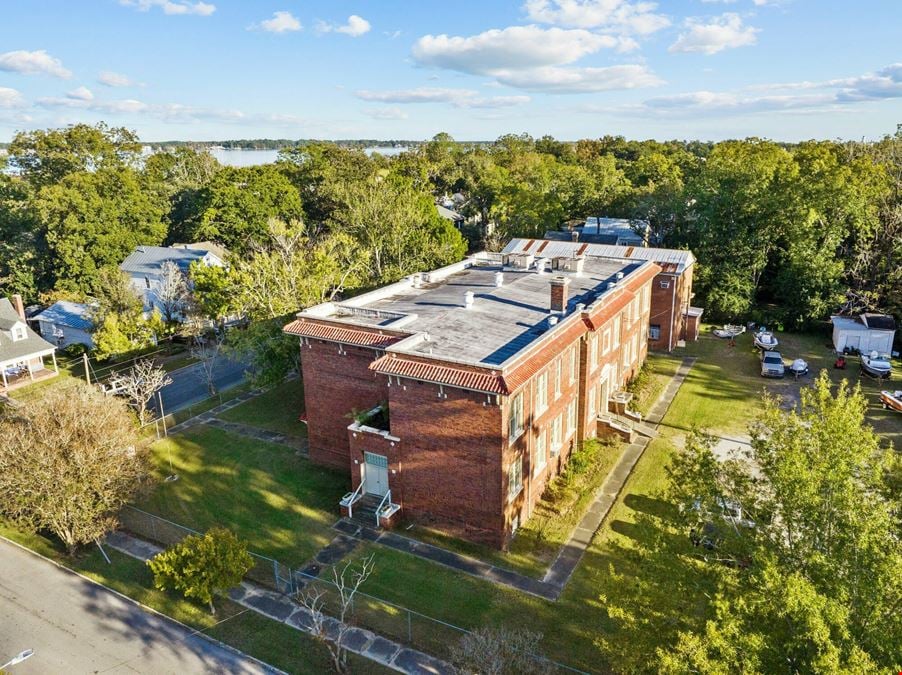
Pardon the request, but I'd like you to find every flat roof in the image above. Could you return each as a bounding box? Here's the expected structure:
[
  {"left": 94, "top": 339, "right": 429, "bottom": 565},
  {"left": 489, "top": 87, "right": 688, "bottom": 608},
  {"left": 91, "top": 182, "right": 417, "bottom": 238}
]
[
  {"left": 503, "top": 238, "right": 695, "bottom": 274},
  {"left": 293, "top": 253, "right": 650, "bottom": 368}
]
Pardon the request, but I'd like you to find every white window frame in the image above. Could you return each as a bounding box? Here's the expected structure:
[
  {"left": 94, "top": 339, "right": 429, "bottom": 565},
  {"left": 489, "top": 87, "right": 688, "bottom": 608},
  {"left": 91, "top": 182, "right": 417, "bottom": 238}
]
[
  {"left": 12, "top": 326, "right": 26, "bottom": 341},
  {"left": 632, "top": 297, "right": 640, "bottom": 324},
  {"left": 567, "top": 399, "right": 577, "bottom": 435},
  {"left": 602, "top": 328, "right": 611, "bottom": 355},
  {"left": 508, "top": 455, "right": 523, "bottom": 500},
  {"left": 569, "top": 346, "right": 578, "bottom": 384},
  {"left": 535, "top": 428, "right": 547, "bottom": 475},
  {"left": 589, "top": 334, "right": 598, "bottom": 372},
  {"left": 535, "top": 371, "right": 549, "bottom": 414},
  {"left": 554, "top": 358, "right": 562, "bottom": 398},
  {"left": 659, "top": 279, "right": 670, "bottom": 289},
  {"left": 588, "top": 387, "right": 596, "bottom": 417},
  {"left": 649, "top": 324, "right": 661, "bottom": 340},
  {"left": 509, "top": 392, "right": 524, "bottom": 441},
  {"left": 551, "top": 415, "right": 562, "bottom": 455},
  {"left": 631, "top": 334, "right": 639, "bottom": 364},
  {"left": 613, "top": 314, "right": 621, "bottom": 348}
]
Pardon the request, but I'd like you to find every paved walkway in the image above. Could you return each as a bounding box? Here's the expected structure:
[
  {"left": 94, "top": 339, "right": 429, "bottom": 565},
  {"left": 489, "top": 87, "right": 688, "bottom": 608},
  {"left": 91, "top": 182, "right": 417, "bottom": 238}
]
[
  {"left": 106, "top": 532, "right": 454, "bottom": 675},
  {"left": 336, "top": 357, "right": 697, "bottom": 602}
]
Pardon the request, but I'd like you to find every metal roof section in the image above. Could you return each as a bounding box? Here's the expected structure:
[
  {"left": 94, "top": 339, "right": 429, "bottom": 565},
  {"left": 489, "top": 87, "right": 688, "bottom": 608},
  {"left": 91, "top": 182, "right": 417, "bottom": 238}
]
[
  {"left": 31, "top": 301, "right": 95, "bottom": 332},
  {"left": 119, "top": 246, "right": 214, "bottom": 277},
  {"left": 502, "top": 238, "right": 695, "bottom": 274}
]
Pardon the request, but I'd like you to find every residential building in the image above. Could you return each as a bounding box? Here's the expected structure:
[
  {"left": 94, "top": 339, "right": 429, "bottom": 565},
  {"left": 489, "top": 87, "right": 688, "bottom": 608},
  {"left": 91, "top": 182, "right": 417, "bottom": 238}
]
[
  {"left": 31, "top": 300, "right": 96, "bottom": 349},
  {"left": 544, "top": 217, "right": 650, "bottom": 247},
  {"left": 503, "top": 238, "right": 701, "bottom": 352},
  {"left": 119, "top": 244, "right": 226, "bottom": 321},
  {"left": 284, "top": 249, "right": 660, "bottom": 548},
  {"left": 1, "top": 295, "right": 58, "bottom": 392}
]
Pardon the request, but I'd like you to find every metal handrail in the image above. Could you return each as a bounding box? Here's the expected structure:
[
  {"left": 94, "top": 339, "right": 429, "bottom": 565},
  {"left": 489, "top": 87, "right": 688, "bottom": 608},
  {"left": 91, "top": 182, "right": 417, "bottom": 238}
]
[
  {"left": 347, "top": 479, "right": 365, "bottom": 519},
  {"left": 376, "top": 489, "right": 392, "bottom": 527}
]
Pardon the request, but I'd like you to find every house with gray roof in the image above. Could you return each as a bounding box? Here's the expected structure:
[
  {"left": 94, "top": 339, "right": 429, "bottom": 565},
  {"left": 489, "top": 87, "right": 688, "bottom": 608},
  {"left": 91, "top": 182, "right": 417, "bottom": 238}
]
[
  {"left": 31, "top": 300, "right": 96, "bottom": 349},
  {"left": 119, "top": 244, "right": 226, "bottom": 321},
  {"left": 1, "top": 295, "right": 58, "bottom": 392}
]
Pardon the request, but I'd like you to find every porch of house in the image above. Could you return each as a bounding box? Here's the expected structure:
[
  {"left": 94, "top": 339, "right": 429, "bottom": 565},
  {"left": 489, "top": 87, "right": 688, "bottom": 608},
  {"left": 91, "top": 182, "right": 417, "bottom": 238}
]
[{"left": 0, "top": 351, "right": 59, "bottom": 393}]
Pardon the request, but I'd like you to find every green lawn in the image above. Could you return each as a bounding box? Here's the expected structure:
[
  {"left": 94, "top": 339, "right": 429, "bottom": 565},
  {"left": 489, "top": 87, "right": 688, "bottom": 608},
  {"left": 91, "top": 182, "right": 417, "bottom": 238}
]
[
  {"left": 142, "top": 425, "right": 348, "bottom": 565},
  {"left": 219, "top": 378, "right": 308, "bottom": 437},
  {"left": 630, "top": 352, "right": 684, "bottom": 417},
  {"left": 0, "top": 524, "right": 388, "bottom": 674}
]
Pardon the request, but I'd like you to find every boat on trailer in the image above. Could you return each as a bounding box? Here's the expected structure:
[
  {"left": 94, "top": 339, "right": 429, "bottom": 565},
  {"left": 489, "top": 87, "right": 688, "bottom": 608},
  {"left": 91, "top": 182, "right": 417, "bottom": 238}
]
[
  {"left": 713, "top": 324, "right": 746, "bottom": 339},
  {"left": 861, "top": 351, "right": 892, "bottom": 379},
  {"left": 880, "top": 390, "right": 902, "bottom": 412},
  {"left": 753, "top": 330, "right": 779, "bottom": 350}
]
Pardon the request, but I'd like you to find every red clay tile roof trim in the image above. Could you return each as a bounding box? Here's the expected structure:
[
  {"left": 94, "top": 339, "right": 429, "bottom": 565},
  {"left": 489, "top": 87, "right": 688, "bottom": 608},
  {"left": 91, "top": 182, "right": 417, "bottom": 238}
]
[
  {"left": 371, "top": 354, "right": 508, "bottom": 394},
  {"left": 283, "top": 319, "right": 406, "bottom": 349}
]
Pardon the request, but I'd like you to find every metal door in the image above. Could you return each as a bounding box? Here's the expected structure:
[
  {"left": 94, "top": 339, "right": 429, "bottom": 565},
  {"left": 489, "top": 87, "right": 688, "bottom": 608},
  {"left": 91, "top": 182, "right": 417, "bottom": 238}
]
[{"left": 363, "top": 452, "right": 389, "bottom": 496}]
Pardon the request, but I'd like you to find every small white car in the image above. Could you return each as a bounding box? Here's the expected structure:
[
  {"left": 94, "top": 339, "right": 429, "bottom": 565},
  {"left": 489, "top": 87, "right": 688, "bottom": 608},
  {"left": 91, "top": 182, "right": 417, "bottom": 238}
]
[{"left": 760, "top": 351, "right": 785, "bottom": 378}]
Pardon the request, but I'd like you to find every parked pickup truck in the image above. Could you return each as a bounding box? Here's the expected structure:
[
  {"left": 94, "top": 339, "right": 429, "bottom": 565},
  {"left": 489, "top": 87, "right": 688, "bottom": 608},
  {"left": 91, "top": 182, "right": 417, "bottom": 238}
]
[{"left": 760, "top": 350, "right": 785, "bottom": 378}]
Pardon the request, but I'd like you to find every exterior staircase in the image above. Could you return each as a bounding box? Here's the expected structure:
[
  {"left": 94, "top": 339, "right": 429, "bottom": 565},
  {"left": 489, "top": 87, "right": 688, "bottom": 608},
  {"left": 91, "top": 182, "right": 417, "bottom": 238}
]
[{"left": 348, "top": 493, "right": 384, "bottom": 529}]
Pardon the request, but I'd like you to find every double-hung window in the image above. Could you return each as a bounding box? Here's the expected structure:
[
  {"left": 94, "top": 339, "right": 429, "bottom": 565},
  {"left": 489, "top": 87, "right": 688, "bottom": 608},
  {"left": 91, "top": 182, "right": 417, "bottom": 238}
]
[
  {"left": 535, "top": 429, "right": 547, "bottom": 475},
  {"left": 567, "top": 399, "right": 577, "bottom": 435},
  {"left": 589, "top": 334, "right": 598, "bottom": 372},
  {"left": 508, "top": 455, "right": 523, "bottom": 500},
  {"left": 535, "top": 371, "right": 548, "bottom": 414},
  {"left": 555, "top": 358, "right": 562, "bottom": 398},
  {"left": 509, "top": 393, "right": 524, "bottom": 441},
  {"left": 613, "top": 314, "right": 621, "bottom": 348},
  {"left": 588, "top": 387, "right": 596, "bottom": 417},
  {"left": 551, "top": 415, "right": 562, "bottom": 455},
  {"left": 569, "top": 346, "right": 578, "bottom": 383}
]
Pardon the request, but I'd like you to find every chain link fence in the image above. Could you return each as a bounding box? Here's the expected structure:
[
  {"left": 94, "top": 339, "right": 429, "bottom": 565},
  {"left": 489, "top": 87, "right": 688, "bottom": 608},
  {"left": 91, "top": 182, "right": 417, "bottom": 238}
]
[{"left": 118, "top": 505, "right": 588, "bottom": 674}]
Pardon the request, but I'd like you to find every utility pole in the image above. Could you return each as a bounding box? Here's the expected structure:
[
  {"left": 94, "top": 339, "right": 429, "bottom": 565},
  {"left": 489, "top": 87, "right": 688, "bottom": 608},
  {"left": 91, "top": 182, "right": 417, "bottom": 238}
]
[{"left": 83, "top": 352, "right": 91, "bottom": 385}]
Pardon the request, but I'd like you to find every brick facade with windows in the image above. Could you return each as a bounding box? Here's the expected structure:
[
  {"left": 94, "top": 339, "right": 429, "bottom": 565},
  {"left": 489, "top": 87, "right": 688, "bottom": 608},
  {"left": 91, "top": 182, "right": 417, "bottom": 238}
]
[{"left": 286, "top": 249, "right": 663, "bottom": 549}]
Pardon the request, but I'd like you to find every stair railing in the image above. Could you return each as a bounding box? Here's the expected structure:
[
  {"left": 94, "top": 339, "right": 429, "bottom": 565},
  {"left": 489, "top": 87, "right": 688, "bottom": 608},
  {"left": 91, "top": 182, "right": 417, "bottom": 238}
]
[
  {"left": 376, "top": 490, "right": 392, "bottom": 527},
  {"left": 347, "top": 479, "right": 365, "bottom": 519}
]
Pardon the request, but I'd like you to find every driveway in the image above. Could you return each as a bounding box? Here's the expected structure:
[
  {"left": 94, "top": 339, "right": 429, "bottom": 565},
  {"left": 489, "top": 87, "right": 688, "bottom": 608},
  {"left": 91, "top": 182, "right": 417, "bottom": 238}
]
[
  {"left": 0, "top": 539, "right": 275, "bottom": 674},
  {"left": 154, "top": 356, "right": 250, "bottom": 414}
]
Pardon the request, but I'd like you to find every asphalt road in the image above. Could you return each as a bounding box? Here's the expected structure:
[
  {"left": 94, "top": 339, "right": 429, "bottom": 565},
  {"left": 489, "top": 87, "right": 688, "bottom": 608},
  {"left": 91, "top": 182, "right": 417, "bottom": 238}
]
[
  {"left": 154, "top": 356, "right": 250, "bottom": 414},
  {"left": 0, "top": 539, "right": 274, "bottom": 674}
]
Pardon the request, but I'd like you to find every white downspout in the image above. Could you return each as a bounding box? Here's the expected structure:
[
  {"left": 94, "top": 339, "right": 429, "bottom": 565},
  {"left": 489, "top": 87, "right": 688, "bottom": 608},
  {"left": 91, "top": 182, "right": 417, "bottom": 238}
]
[{"left": 669, "top": 276, "right": 676, "bottom": 352}]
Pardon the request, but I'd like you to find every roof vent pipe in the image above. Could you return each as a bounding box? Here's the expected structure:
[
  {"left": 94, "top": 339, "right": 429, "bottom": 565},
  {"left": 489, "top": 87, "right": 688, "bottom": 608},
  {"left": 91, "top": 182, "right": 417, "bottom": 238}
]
[
  {"left": 536, "top": 258, "right": 546, "bottom": 276},
  {"left": 607, "top": 281, "right": 617, "bottom": 290},
  {"left": 409, "top": 274, "right": 421, "bottom": 289},
  {"left": 548, "top": 315, "right": 559, "bottom": 327},
  {"left": 576, "top": 302, "right": 586, "bottom": 312},
  {"left": 615, "top": 271, "right": 624, "bottom": 280},
  {"left": 464, "top": 291, "right": 475, "bottom": 308},
  {"left": 494, "top": 271, "right": 504, "bottom": 287}
]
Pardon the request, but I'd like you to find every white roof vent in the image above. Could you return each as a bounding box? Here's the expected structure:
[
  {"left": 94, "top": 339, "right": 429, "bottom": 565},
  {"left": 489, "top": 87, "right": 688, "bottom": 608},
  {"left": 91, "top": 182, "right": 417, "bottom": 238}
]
[
  {"left": 576, "top": 302, "right": 586, "bottom": 312},
  {"left": 548, "top": 315, "right": 559, "bottom": 327},
  {"left": 615, "top": 271, "right": 624, "bottom": 280},
  {"left": 535, "top": 258, "right": 547, "bottom": 275},
  {"left": 494, "top": 271, "right": 504, "bottom": 287},
  {"left": 409, "top": 274, "right": 422, "bottom": 289},
  {"left": 464, "top": 291, "right": 475, "bottom": 308},
  {"left": 607, "top": 281, "right": 617, "bottom": 290}
]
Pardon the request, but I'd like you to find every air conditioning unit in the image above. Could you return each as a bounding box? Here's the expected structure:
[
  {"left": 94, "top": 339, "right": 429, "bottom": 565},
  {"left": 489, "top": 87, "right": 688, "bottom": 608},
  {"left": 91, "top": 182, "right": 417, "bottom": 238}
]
[
  {"left": 502, "top": 253, "right": 534, "bottom": 269},
  {"left": 552, "top": 256, "right": 585, "bottom": 273}
]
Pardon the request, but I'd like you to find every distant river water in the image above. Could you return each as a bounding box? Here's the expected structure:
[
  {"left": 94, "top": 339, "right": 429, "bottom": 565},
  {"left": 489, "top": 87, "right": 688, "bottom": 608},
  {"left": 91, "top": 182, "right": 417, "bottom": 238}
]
[{"left": 209, "top": 146, "right": 406, "bottom": 166}]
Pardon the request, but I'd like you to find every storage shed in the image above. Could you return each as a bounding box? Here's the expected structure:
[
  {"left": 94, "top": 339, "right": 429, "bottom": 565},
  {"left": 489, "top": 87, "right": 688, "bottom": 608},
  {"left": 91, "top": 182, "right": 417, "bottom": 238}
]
[
  {"left": 31, "top": 301, "right": 96, "bottom": 349},
  {"left": 830, "top": 314, "right": 896, "bottom": 354}
]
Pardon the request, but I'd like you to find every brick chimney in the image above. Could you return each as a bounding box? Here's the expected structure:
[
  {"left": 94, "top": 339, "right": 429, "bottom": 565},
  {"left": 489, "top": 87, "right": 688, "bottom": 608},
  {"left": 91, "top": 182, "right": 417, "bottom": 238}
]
[
  {"left": 11, "top": 294, "right": 25, "bottom": 320},
  {"left": 550, "top": 276, "right": 570, "bottom": 313}
]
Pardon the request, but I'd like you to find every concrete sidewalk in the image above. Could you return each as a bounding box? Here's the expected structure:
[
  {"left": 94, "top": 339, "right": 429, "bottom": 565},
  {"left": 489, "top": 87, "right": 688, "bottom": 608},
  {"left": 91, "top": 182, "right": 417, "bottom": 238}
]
[{"left": 105, "top": 532, "right": 455, "bottom": 675}]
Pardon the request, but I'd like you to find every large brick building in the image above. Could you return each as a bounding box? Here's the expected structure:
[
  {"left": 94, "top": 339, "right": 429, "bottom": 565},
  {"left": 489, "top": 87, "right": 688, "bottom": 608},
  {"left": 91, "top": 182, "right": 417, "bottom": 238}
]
[
  {"left": 285, "top": 248, "right": 676, "bottom": 548},
  {"left": 503, "top": 239, "right": 701, "bottom": 352}
]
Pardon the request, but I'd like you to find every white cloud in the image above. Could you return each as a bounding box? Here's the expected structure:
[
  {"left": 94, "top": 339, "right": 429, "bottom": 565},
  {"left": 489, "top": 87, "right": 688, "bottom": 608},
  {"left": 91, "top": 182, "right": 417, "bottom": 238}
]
[
  {"left": 413, "top": 25, "right": 622, "bottom": 75},
  {"left": 120, "top": 0, "right": 215, "bottom": 16},
  {"left": 669, "top": 13, "right": 759, "bottom": 55},
  {"left": 98, "top": 71, "right": 135, "bottom": 87},
  {"left": 365, "top": 107, "right": 408, "bottom": 120},
  {"left": 668, "top": 12, "right": 759, "bottom": 56},
  {"left": 317, "top": 15, "right": 371, "bottom": 37},
  {"left": 523, "top": 0, "right": 670, "bottom": 35},
  {"left": 66, "top": 86, "right": 94, "bottom": 101},
  {"left": 619, "top": 62, "right": 902, "bottom": 117},
  {"left": 0, "top": 50, "right": 71, "bottom": 78},
  {"left": 496, "top": 64, "right": 662, "bottom": 92},
  {"left": 355, "top": 87, "right": 531, "bottom": 108},
  {"left": 0, "top": 87, "right": 26, "bottom": 108},
  {"left": 255, "top": 11, "right": 302, "bottom": 33}
]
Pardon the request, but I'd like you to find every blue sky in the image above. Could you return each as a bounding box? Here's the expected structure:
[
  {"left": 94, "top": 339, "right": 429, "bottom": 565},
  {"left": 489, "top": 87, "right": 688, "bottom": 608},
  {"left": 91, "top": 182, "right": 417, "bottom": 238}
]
[{"left": 0, "top": 0, "right": 899, "bottom": 142}]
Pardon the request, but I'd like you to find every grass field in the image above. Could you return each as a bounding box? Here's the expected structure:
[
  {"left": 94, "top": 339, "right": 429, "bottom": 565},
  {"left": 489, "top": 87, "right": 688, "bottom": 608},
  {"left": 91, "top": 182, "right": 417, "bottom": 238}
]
[
  {"left": 219, "top": 378, "right": 308, "bottom": 437},
  {"left": 143, "top": 425, "right": 348, "bottom": 565},
  {"left": 0, "top": 523, "right": 388, "bottom": 674}
]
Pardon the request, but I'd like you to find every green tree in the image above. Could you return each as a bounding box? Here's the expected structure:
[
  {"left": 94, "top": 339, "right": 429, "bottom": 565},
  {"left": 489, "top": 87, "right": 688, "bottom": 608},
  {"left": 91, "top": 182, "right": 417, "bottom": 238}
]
[
  {"left": 193, "top": 165, "right": 304, "bottom": 250},
  {"left": 189, "top": 260, "right": 235, "bottom": 327},
  {"left": 0, "top": 384, "right": 147, "bottom": 555},
  {"left": 148, "top": 527, "right": 253, "bottom": 614},
  {"left": 661, "top": 372, "right": 901, "bottom": 672}
]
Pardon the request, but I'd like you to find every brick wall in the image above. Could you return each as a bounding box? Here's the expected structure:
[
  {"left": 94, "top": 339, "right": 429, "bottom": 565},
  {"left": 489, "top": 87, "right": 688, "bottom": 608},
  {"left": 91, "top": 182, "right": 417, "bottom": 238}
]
[
  {"left": 299, "top": 339, "right": 388, "bottom": 471},
  {"left": 647, "top": 265, "right": 695, "bottom": 352}
]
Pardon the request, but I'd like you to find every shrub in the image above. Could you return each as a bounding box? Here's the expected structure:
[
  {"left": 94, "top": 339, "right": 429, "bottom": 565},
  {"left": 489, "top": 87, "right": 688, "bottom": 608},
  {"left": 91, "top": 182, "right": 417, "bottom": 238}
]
[
  {"left": 148, "top": 527, "right": 253, "bottom": 614},
  {"left": 61, "top": 342, "right": 90, "bottom": 357}
]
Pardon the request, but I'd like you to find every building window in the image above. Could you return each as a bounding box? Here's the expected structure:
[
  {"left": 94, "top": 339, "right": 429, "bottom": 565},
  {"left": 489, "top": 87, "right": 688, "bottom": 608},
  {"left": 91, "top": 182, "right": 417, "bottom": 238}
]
[
  {"left": 602, "top": 328, "right": 611, "bottom": 355},
  {"left": 613, "top": 314, "right": 621, "bottom": 348},
  {"left": 623, "top": 337, "right": 631, "bottom": 370},
  {"left": 509, "top": 393, "right": 524, "bottom": 441},
  {"left": 589, "top": 334, "right": 598, "bottom": 372},
  {"left": 642, "top": 285, "right": 650, "bottom": 313},
  {"left": 145, "top": 276, "right": 151, "bottom": 289},
  {"left": 649, "top": 324, "right": 661, "bottom": 340},
  {"left": 551, "top": 415, "right": 562, "bottom": 455},
  {"left": 631, "top": 334, "right": 639, "bottom": 364},
  {"left": 569, "top": 346, "right": 577, "bottom": 384},
  {"left": 535, "top": 429, "right": 547, "bottom": 475},
  {"left": 567, "top": 399, "right": 577, "bottom": 434},
  {"left": 12, "top": 326, "right": 25, "bottom": 341},
  {"left": 632, "top": 297, "right": 640, "bottom": 324},
  {"left": 588, "top": 387, "right": 596, "bottom": 417},
  {"left": 555, "top": 358, "right": 562, "bottom": 398},
  {"left": 508, "top": 455, "right": 523, "bottom": 500},
  {"left": 536, "top": 371, "right": 548, "bottom": 414},
  {"left": 659, "top": 279, "right": 670, "bottom": 289}
]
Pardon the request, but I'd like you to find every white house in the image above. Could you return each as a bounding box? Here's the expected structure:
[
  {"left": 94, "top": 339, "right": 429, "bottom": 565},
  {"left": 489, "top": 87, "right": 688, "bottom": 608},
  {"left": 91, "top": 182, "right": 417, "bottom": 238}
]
[
  {"left": 830, "top": 314, "right": 896, "bottom": 354},
  {"left": 1, "top": 295, "right": 58, "bottom": 392},
  {"left": 119, "top": 244, "right": 227, "bottom": 321},
  {"left": 31, "top": 300, "right": 96, "bottom": 349}
]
